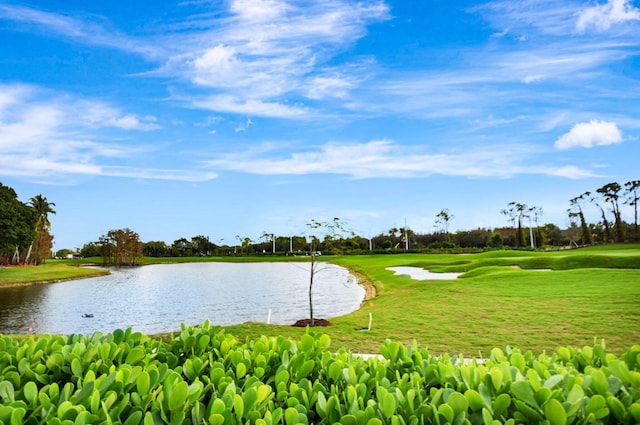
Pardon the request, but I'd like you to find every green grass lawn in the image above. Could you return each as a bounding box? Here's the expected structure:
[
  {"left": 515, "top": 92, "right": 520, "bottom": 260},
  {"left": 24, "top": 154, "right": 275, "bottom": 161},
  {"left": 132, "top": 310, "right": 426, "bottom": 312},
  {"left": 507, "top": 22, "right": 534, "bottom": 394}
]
[
  {"left": 0, "top": 262, "right": 108, "bottom": 286},
  {"left": 2, "top": 246, "right": 639, "bottom": 357},
  {"left": 225, "top": 246, "right": 640, "bottom": 356}
]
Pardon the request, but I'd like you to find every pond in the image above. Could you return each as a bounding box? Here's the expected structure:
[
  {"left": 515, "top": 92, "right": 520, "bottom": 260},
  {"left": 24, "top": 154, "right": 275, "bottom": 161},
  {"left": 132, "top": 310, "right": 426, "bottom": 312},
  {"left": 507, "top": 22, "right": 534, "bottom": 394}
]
[{"left": 0, "top": 262, "right": 365, "bottom": 335}]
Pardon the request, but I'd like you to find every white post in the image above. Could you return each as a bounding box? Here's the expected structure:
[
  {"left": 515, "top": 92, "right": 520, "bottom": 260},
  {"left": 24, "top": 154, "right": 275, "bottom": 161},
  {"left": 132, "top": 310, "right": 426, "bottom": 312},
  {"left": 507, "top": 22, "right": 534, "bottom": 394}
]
[{"left": 267, "top": 309, "right": 272, "bottom": 324}]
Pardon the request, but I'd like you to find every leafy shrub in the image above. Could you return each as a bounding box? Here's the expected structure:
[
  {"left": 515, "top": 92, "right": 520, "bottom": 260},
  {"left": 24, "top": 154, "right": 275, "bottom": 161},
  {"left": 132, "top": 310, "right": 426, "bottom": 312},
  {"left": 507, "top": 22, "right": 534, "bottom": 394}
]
[{"left": 0, "top": 324, "right": 638, "bottom": 424}]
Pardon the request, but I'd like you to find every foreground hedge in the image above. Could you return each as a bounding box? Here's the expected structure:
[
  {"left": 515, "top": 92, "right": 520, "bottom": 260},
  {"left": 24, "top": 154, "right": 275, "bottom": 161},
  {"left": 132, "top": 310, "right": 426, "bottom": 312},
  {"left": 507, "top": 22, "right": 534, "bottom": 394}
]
[{"left": 0, "top": 322, "right": 639, "bottom": 424}]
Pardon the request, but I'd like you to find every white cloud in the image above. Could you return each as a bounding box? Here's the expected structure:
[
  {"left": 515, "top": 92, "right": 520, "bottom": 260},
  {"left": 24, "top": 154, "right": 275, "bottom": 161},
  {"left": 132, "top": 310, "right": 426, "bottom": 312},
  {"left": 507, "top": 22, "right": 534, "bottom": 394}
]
[
  {"left": 0, "top": 83, "right": 211, "bottom": 181},
  {"left": 548, "top": 165, "right": 600, "bottom": 179},
  {"left": 576, "top": 0, "right": 640, "bottom": 32},
  {"left": 554, "top": 120, "right": 623, "bottom": 150},
  {"left": 163, "top": 0, "right": 390, "bottom": 116},
  {"left": 0, "top": 4, "right": 160, "bottom": 57},
  {"left": 204, "top": 140, "right": 596, "bottom": 180},
  {"left": 192, "top": 95, "right": 309, "bottom": 118}
]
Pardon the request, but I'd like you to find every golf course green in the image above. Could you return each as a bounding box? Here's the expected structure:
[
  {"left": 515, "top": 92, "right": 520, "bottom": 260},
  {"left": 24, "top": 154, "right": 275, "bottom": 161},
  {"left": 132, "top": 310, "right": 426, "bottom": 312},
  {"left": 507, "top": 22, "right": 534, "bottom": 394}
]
[{"left": 1, "top": 245, "right": 638, "bottom": 356}]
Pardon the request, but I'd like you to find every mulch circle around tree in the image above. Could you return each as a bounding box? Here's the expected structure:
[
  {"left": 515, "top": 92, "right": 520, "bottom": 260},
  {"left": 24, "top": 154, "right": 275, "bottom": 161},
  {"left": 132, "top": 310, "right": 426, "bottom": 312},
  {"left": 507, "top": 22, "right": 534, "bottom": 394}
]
[{"left": 292, "top": 318, "right": 332, "bottom": 327}]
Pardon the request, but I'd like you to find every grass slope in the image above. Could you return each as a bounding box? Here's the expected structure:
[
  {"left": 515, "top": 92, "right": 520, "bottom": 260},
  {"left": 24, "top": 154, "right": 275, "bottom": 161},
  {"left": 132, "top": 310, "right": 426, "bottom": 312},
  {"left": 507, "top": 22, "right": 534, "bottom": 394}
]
[
  {"left": 226, "top": 246, "right": 640, "bottom": 356},
  {"left": 0, "top": 263, "right": 108, "bottom": 286}
]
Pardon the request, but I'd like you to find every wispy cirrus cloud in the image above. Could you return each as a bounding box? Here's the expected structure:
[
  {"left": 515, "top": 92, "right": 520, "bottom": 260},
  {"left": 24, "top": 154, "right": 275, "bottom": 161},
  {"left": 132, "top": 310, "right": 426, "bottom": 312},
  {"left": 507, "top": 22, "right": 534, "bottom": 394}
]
[
  {"left": 161, "top": 0, "right": 390, "bottom": 117},
  {"left": 0, "top": 83, "right": 213, "bottom": 181},
  {"left": 203, "top": 140, "right": 598, "bottom": 180},
  {"left": 0, "top": 3, "right": 161, "bottom": 58}
]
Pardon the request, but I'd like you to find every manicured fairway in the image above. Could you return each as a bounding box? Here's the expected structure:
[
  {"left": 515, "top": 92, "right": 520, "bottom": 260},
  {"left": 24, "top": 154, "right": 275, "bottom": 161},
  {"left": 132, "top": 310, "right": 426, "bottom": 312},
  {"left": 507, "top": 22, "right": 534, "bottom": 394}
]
[
  {"left": 0, "top": 263, "right": 108, "bottom": 286},
  {"left": 225, "top": 246, "right": 640, "bottom": 356},
  {"left": 2, "top": 246, "right": 639, "bottom": 357}
]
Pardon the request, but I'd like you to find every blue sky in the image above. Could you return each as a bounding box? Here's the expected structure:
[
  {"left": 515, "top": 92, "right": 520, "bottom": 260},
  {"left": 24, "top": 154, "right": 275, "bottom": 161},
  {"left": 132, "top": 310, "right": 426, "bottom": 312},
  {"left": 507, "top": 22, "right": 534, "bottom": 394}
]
[{"left": 1, "top": 0, "right": 638, "bottom": 250}]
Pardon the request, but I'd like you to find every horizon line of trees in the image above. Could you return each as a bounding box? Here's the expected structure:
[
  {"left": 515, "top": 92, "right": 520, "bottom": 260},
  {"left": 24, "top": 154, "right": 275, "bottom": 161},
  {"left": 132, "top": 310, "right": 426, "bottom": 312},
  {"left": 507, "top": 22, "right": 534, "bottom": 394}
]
[{"left": 3, "top": 179, "right": 638, "bottom": 265}]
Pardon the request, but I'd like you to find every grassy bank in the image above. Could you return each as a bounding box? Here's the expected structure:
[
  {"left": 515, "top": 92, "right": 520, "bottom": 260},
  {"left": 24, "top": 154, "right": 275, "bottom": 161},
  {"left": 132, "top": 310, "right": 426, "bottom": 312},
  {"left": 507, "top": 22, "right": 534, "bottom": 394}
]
[
  {"left": 225, "top": 246, "right": 640, "bottom": 356},
  {"left": 2, "top": 246, "right": 639, "bottom": 356},
  {"left": 0, "top": 262, "right": 108, "bottom": 286}
]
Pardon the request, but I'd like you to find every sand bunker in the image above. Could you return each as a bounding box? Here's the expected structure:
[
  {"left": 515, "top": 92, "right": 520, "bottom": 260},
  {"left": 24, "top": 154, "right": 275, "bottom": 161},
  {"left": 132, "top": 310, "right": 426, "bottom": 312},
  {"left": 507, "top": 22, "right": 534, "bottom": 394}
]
[{"left": 386, "top": 266, "right": 461, "bottom": 280}]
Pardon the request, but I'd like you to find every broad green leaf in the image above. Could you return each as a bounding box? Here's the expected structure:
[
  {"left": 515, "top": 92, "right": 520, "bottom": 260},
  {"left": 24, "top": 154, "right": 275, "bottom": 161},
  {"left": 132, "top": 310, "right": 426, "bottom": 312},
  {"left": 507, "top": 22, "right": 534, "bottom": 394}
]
[
  {"left": 23, "top": 381, "right": 37, "bottom": 404},
  {"left": 300, "top": 334, "right": 314, "bottom": 353},
  {"left": 585, "top": 394, "right": 606, "bottom": 415},
  {"left": 629, "top": 403, "right": 640, "bottom": 423},
  {"left": 137, "top": 371, "right": 150, "bottom": 395},
  {"left": 544, "top": 399, "right": 566, "bottom": 425},
  {"left": 168, "top": 381, "right": 189, "bottom": 413},
  {"left": 510, "top": 352, "right": 526, "bottom": 373},
  {"left": 543, "top": 375, "right": 564, "bottom": 389},
  {"left": 464, "top": 389, "right": 486, "bottom": 412},
  {"left": 10, "top": 407, "right": 26, "bottom": 425},
  {"left": 71, "top": 358, "right": 83, "bottom": 378},
  {"left": 481, "top": 408, "right": 493, "bottom": 425},
  {"left": 318, "top": 334, "right": 331, "bottom": 351},
  {"left": 606, "top": 395, "right": 626, "bottom": 422},
  {"left": 438, "top": 403, "right": 454, "bottom": 424},
  {"left": 208, "top": 414, "right": 224, "bottom": 425},
  {"left": 511, "top": 381, "right": 539, "bottom": 408},
  {"left": 74, "top": 411, "right": 92, "bottom": 425},
  {"left": 490, "top": 367, "right": 503, "bottom": 391},
  {"left": 382, "top": 393, "right": 396, "bottom": 418},
  {"left": 123, "top": 410, "right": 143, "bottom": 425},
  {"left": 492, "top": 393, "right": 511, "bottom": 418},
  {"left": 447, "top": 392, "right": 468, "bottom": 414},
  {"left": 590, "top": 369, "right": 609, "bottom": 395},
  {"left": 0, "top": 381, "right": 15, "bottom": 403},
  {"left": 284, "top": 407, "right": 299, "bottom": 425},
  {"left": 233, "top": 394, "right": 244, "bottom": 420},
  {"left": 236, "top": 362, "right": 247, "bottom": 379},
  {"left": 340, "top": 414, "right": 357, "bottom": 425},
  {"left": 243, "top": 387, "right": 258, "bottom": 413}
]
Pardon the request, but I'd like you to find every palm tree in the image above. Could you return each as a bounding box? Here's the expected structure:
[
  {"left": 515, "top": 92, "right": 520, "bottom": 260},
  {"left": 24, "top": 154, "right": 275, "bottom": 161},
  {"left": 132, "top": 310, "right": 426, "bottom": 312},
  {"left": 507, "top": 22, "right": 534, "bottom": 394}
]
[{"left": 27, "top": 194, "right": 56, "bottom": 264}]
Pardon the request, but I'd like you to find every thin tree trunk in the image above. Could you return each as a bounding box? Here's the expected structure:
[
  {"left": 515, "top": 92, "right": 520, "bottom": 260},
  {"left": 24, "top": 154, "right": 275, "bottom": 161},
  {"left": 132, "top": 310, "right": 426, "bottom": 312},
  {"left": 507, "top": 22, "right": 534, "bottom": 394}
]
[
  {"left": 309, "top": 253, "right": 315, "bottom": 326},
  {"left": 25, "top": 243, "right": 33, "bottom": 265}
]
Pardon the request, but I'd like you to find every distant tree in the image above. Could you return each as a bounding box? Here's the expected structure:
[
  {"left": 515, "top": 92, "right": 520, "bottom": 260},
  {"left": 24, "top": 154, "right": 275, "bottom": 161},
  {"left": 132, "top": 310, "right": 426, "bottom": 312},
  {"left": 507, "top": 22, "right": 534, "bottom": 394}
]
[
  {"left": 487, "top": 232, "right": 504, "bottom": 248},
  {"left": 501, "top": 202, "right": 529, "bottom": 248},
  {"left": 261, "top": 232, "right": 276, "bottom": 253},
  {"left": 541, "top": 223, "right": 563, "bottom": 247},
  {"left": 526, "top": 206, "right": 542, "bottom": 248},
  {"left": 435, "top": 209, "right": 454, "bottom": 241},
  {"left": 387, "top": 227, "right": 401, "bottom": 250},
  {"left": 143, "top": 241, "right": 170, "bottom": 257},
  {"left": 624, "top": 180, "right": 640, "bottom": 238},
  {"left": 453, "top": 228, "right": 490, "bottom": 248},
  {"left": 0, "top": 183, "right": 36, "bottom": 264},
  {"left": 191, "top": 235, "right": 215, "bottom": 256},
  {"left": 55, "top": 248, "right": 74, "bottom": 258},
  {"left": 235, "top": 235, "right": 253, "bottom": 255},
  {"left": 172, "top": 238, "right": 193, "bottom": 256},
  {"left": 99, "top": 228, "right": 142, "bottom": 266},
  {"left": 80, "top": 242, "right": 101, "bottom": 257},
  {"left": 568, "top": 193, "right": 593, "bottom": 246},
  {"left": 597, "top": 182, "right": 624, "bottom": 242},
  {"left": 588, "top": 190, "right": 612, "bottom": 243},
  {"left": 27, "top": 194, "right": 56, "bottom": 264}
]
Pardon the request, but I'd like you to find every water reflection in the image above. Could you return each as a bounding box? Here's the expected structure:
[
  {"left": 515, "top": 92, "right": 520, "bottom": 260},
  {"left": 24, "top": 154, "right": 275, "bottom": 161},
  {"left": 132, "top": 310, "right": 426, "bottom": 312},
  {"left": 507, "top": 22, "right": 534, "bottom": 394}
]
[{"left": 0, "top": 262, "right": 364, "bottom": 335}]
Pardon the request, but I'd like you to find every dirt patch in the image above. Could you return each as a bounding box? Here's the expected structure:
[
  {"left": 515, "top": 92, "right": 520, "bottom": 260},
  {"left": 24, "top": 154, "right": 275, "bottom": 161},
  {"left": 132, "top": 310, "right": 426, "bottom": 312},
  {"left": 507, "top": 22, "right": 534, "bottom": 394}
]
[
  {"left": 348, "top": 269, "right": 380, "bottom": 302},
  {"left": 292, "top": 318, "right": 332, "bottom": 327}
]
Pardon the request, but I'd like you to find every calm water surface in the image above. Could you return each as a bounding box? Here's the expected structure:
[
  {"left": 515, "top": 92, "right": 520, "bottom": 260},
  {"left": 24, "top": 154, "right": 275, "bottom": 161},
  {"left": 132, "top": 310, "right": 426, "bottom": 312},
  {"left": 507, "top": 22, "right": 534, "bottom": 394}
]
[{"left": 0, "top": 262, "right": 365, "bottom": 335}]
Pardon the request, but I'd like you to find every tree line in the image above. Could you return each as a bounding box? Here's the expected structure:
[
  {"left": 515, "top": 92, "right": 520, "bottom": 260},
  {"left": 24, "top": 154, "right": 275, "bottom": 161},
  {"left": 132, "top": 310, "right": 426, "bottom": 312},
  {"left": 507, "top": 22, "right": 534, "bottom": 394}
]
[
  {"left": 0, "top": 183, "right": 56, "bottom": 265},
  {"left": 2, "top": 179, "right": 638, "bottom": 265}
]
